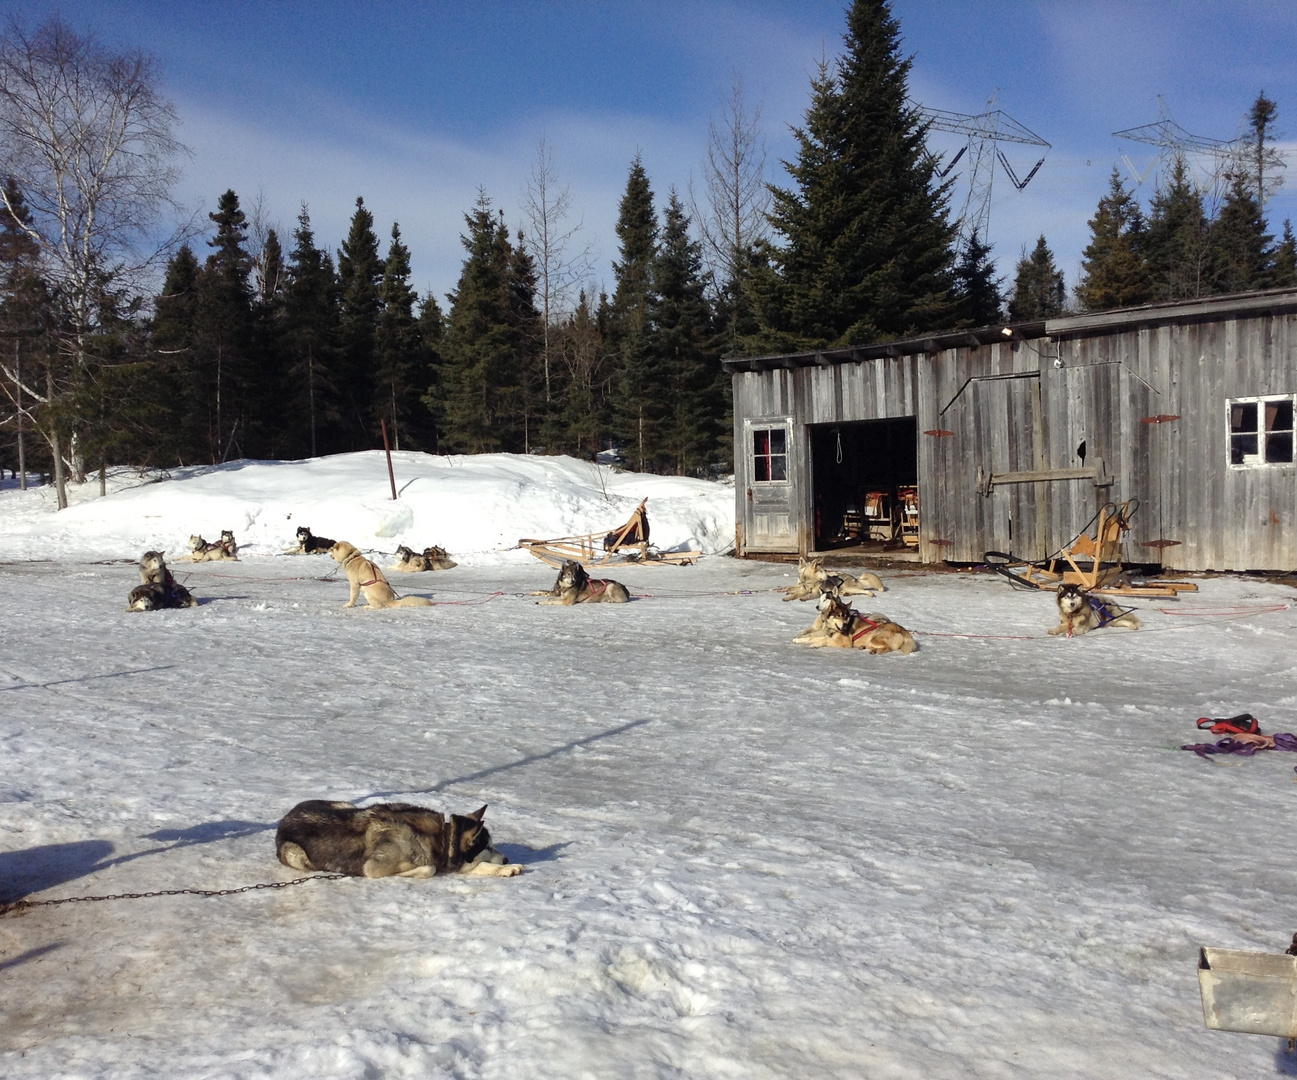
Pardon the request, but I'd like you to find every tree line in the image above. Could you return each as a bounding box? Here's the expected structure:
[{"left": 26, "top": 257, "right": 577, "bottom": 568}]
[{"left": 2, "top": 3, "right": 1295, "bottom": 507}]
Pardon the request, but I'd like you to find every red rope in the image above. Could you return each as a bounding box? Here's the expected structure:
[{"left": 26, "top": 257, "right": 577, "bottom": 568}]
[{"left": 1157, "top": 603, "right": 1289, "bottom": 617}]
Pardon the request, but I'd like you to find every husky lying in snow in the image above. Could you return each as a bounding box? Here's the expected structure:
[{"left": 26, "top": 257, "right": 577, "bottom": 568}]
[
  {"left": 286, "top": 525, "right": 336, "bottom": 554},
  {"left": 388, "top": 544, "right": 457, "bottom": 572},
  {"left": 183, "top": 532, "right": 238, "bottom": 561},
  {"left": 1048, "top": 583, "right": 1141, "bottom": 637},
  {"left": 126, "top": 550, "right": 197, "bottom": 611},
  {"left": 276, "top": 800, "right": 521, "bottom": 879},
  {"left": 782, "top": 555, "right": 883, "bottom": 602},
  {"left": 329, "top": 540, "right": 434, "bottom": 609},
  {"left": 792, "top": 576, "right": 848, "bottom": 644},
  {"left": 804, "top": 596, "right": 917, "bottom": 654},
  {"left": 535, "top": 560, "right": 630, "bottom": 605}
]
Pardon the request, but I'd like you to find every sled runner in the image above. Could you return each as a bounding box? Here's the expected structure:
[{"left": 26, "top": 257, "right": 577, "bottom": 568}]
[
  {"left": 518, "top": 498, "right": 700, "bottom": 569},
  {"left": 986, "top": 499, "right": 1197, "bottom": 599}
]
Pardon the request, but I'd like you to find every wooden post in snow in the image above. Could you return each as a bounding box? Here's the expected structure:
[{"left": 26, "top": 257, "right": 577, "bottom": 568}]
[{"left": 380, "top": 417, "right": 397, "bottom": 500}]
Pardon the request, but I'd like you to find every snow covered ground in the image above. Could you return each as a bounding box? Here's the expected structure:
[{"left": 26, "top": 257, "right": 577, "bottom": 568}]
[{"left": 2, "top": 453, "right": 1297, "bottom": 1079}]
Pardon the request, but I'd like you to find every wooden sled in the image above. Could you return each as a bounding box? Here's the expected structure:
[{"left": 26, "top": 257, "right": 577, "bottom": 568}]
[
  {"left": 519, "top": 498, "right": 700, "bottom": 569},
  {"left": 986, "top": 500, "right": 1197, "bottom": 599}
]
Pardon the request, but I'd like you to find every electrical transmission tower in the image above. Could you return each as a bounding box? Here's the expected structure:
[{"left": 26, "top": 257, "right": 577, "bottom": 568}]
[
  {"left": 917, "top": 93, "right": 1051, "bottom": 256},
  {"left": 1113, "top": 96, "right": 1288, "bottom": 206}
]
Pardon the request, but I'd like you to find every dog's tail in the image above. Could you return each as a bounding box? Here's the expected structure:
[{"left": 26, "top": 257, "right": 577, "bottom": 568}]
[{"left": 395, "top": 596, "right": 435, "bottom": 607}]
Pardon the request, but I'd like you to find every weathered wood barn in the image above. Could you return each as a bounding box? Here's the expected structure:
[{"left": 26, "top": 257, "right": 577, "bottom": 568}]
[{"left": 724, "top": 287, "right": 1297, "bottom": 571}]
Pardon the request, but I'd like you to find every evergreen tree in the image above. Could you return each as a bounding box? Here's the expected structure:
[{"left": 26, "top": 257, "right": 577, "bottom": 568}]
[
  {"left": 1274, "top": 220, "right": 1297, "bottom": 289},
  {"left": 1008, "top": 236, "right": 1066, "bottom": 321},
  {"left": 416, "top": 290, "right": 445, "bottom": 451},
  {"left": 439, "top": 193, "right": 521, "bottom": 453},
  {"left": 194, "top": 190, "right": 257, "bottom": 461},
  {"left": 759, "top": 0, "right": 956, "bottom": 347},
  {"left": 650, "top": 190, "right": 720, "bottom": 474},
  {"left": 952, "top": 231, "right": 1003, "bottom": 326},
  {"left": 373, "top": 223, "right": 432, "bottom": 451},
  {"left": 149, "top": 244, "right": 204, "bottom": 462},
  {"left": 281, "top": 205, "right": 341, "bottom": 458},
  {"left": 1144, "top": 156, "right": 1210, "bottom": 301},
  {"left": 506, "top": 232, "right": 543, "bottom": 452},
  {"left": 1208, "top": 171, "right": 1273, "bottom": 294},
  {"left": 1076, "top": 169, "right": 1151, "bottom": 312},
  {"left": 544, "top": 289, "right": 607, "bottom": 457},
  {"left": 608, "top": 156, "right": 660, "bottom": 468},
  {"left": 337, "top": 196, "right": 384, "bottom": 450}
]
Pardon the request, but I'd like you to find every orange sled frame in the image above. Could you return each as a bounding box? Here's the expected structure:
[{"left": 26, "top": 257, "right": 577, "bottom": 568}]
[{"left": 518, "top": 498, "right": 701, "bottom": 569}]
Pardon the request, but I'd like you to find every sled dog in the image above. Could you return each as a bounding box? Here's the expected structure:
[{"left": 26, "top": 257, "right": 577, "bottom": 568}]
[
  {"left": 275, "top": 800, "right": 521, "bottom": 879},
  {"left": 536, "top": 559, "right": 630, "bottom": 605},
  {"left": 219, "top": 529, "right": 238, "bottom": 557},
  {"left": 782, "top": 556, "right": 883, "bottom": 602},
  {"left": 127, "top": 550, "right": 197, "bottom": 611},
  {"left": 792, "top": 576, "right": 847, "bottom": 644},
  {"left": 329, "top": 540, "right": 434, "bottom": 608},
  {"left": 808, "top": 597, "right": 917, "bottom": 654},
  {"left": 389, "top": 544, "right": 458, "bottom": 572},
  {"left": 287, "top": 526, "right": 336, "bottom": 554},
  {"left": 184, "top": 533, "right": 238, "bottom": 561},
  {"left": 1048, "top": 583, "right": 1141, "bottom": 637}
]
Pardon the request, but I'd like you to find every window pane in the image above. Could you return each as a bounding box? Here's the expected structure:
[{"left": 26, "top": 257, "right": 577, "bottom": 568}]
[
  {"left": 769, "top": 428, "right": 786, "bottom": 454},
  {"left": 753, "top": 430, "right": 770, "bottom": 457},
  {"left": 1267, "top": 399, "right": 1294, "bottom": 433},
  {"left": 1267, "top": 432, "right": 1294, "bottom": 463},
  {"left": 1232, "top": 433, "right": 1258, "bottom": 463},
  {"left": 769, "top": 455, "right": 787, "bottom": 482},
  {"left": 1231, "top": 402, "right": 1257, "bottom": 434}
]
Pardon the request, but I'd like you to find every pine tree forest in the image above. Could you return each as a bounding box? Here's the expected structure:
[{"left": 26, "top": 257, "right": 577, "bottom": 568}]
[{"left": 3, "top": 3, "right": 1296, "bottom": 487}]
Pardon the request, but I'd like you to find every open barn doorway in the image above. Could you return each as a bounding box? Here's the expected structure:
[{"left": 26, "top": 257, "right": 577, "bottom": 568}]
[{"left": 810, "top": 418, "right": 918, "bottom": 552}]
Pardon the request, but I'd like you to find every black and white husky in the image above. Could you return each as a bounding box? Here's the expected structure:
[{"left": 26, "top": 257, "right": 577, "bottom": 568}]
[
  {"left": 126, "top": 550, "right": 198, "bottom": 611},
  {"left": 275, "top": 800, "right": 521, "bottom": 879},
  {"left": 1049, "top": 583, "right": 1141, "bottom": 637}
]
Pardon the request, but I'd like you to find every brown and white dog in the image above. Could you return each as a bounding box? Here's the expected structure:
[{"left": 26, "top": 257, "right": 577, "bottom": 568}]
[
  {"left": 807, "top": 597, "right": 917, "bottom": 654},
  {"left": 536, "top": 560, "right": 630, "bottom": 605},
  {"left": 1048, "top": 583, "right": 1141, "bottom": 637},
  {"left": 329, "top": 541, "right": 434, "bottom": 609},
  {"left": 183, "top": 533, "right": 238, "bottom": 561},
  {"left": 389, "top": 544, "right": 458, "bottom": 572},
  {"left": 782, "top": 556, "right": 883, "bottom": 602},
  {"left": 275, "top": 800, "right": 521, "bottom": 879}
]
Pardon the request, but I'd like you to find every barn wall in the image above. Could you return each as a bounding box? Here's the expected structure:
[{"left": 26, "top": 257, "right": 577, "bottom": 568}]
[{"left": 731, "top": 301, "right": 1297, "bottom": 570}]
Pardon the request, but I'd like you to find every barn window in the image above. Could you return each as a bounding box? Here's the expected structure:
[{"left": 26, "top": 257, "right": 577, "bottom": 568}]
[
  {"left": 752, "top": 426, "right": 789, "bottom": 482},
  {"left": 1229, "top": 395, "right": 1295, "bottom": 466}
]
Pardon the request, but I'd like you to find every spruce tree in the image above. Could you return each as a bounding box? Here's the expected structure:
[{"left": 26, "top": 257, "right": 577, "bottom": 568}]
[
  {"left": 374, "top": 223, "right": 431, "bottom": 450},
  {"left": 1008, "top": 236, "right": 1066, "bottom": 321},
  {"left": 150, "top": 244, "right": 204, "bottom": 462},
  {"left": 1076, "top": 169, "right": 1151, "bottom": 312},
  {"left": 1208, "top": 171, "right": 1273, "bottom": 295},
  {"left": 417, "top": 290, "right": 445, "bottom": 451},
  {"left": 608, "top": 156, "right": 660, "bottom": 468},
  {"left": 952, "top": 231, "right": 1003, "bottom": 326},
  {"left": 337, "top": 196, "right": 384, "bottom": 449},
  {"left": 507, "top": 233, "right": 543, "bottom": 452},
  {"left": 281, "top": 206, "right": 341, "bottom": 458},
  {"left": 760, "top": 0, "right": 957, "bottom": 347},
  {"left": 651, "top": 190, "right": 720, "bottom": 474},
  {"left": 440, "top": 193, "right": 521, "bottom": 453},
  {"left": 195, "top": 190, "right": 257, "bottom": 460},
  {"left": 1144, "top": 156, "right": 1210, "bottom": 301},
  {"left": 1274, "top": 220, "right": 1297, "bottom": 288}
]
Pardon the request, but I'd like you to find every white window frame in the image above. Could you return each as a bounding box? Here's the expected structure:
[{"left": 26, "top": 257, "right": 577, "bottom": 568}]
[
  {"left": 746, "top": 418, "right": 792, "bottom": 485},
  {"left": 1228, "top": 394, "right": 1296, "bottom": 469}
]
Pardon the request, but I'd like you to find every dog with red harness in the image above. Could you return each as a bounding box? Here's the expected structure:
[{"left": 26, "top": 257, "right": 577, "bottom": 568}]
[
  {"left": 807, "top": 596, "right": 917, "bottom": 654},
  {"left": 536, "top": 559, "right": 630, "bottom": 605}
]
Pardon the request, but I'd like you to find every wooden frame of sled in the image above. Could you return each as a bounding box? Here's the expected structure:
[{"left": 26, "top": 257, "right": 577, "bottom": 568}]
[
  {"left": 991, "top": 500, "right": 1197, "bottom": 599},
  {"left": 518, "top": 498, "right": 700, "bottom": 569}
]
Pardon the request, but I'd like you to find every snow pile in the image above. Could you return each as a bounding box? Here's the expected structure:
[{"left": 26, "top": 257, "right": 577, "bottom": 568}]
[
  {"left": 1, "top": 453, "right": 1296, "bottom": 1079},
  {"left": 0, "top": 451, "right": 736, "bottom": 563}
]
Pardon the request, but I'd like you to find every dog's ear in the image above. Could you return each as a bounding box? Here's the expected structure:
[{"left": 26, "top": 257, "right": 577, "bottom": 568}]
[{"left": 468, "top": 805, "right": 487, "bottom": 822}]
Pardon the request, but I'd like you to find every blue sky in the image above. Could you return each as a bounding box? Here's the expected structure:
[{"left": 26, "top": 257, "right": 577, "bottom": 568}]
[{"left": 13, "top": 0, "right": 1297, "bottom": 314}]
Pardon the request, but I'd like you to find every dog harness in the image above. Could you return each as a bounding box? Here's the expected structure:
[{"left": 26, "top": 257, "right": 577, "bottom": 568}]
[
  {"left": 344, "top": 551, "right": 381, "bottom": 588},
  {"left": 849, "top": 616, "right": 882, "bottom": 643},
  {"left": 586, "top": 578, "right": 611, "bottom": 599}
]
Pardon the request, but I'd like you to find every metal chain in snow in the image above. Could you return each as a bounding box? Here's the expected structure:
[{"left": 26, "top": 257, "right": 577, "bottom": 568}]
[{"left": 0, "top": 873, "right": 348, "bottom": 918}]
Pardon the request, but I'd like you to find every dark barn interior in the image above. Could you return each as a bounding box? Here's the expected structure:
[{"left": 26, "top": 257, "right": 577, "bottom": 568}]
[{"left": 810, "top": 417, "right": 918, "bottom": 550}]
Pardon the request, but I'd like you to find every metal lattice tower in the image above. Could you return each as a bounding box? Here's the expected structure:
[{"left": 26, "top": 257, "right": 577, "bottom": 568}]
[
  {"left": 1113, "top": 96, "right": 1287, "bottom": 206},
  {"left": 916, "top": 93, "right": 1051, "bottom": 255}
]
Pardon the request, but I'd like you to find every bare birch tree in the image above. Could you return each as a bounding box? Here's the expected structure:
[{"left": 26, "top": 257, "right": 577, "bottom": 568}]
[
  {"left": 522, "top": 138, "right": 593, "bottom": 403},
  {"left": 691, "top": 73, "right": 770, "bottom": 350},
  {"left": 0, "top": 16, "right": 186, "bottom": 505}
]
